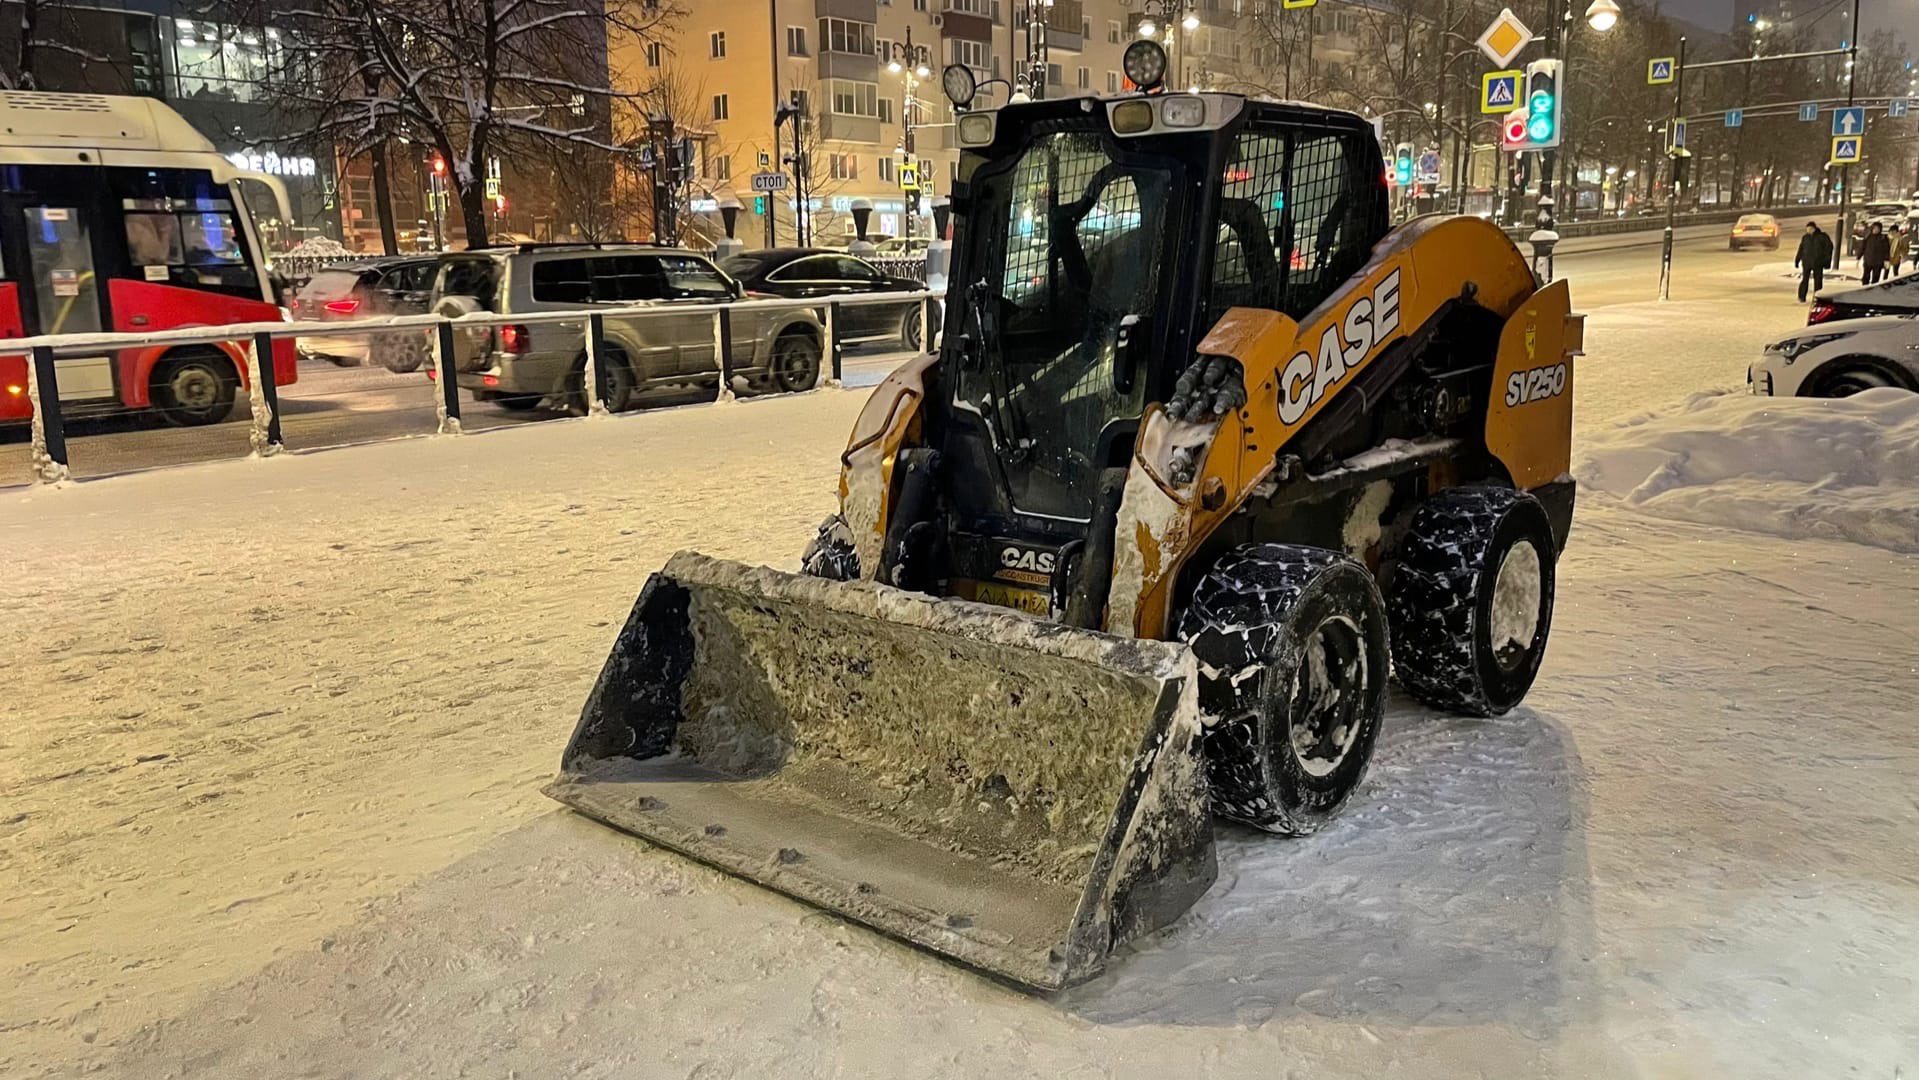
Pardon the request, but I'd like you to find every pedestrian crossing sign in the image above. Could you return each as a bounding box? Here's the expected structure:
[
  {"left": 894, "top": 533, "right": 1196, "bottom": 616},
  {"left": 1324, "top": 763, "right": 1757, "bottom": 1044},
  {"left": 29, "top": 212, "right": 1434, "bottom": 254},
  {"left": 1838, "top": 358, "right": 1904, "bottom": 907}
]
[
  {"left": 1831, "top": 136, "right": 1863, "bottom": 165},
  {"left": 1481, "top": 70, "right": 1521, "bottom": 113},
  {"left": 899, "top": 163, "right": 920, "bottom": 191},
  {"left": 1648, "top": 58, "right": 1675, "bottom": 85}
]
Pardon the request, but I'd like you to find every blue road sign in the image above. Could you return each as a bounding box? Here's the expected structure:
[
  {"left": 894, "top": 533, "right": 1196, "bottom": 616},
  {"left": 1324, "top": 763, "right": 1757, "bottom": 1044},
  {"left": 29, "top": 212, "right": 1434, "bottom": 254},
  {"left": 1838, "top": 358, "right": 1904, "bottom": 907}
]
[
  {"left": 1833, "top": 106, "right": 1867, "bottom": 136},
  {"left": 1799, "top": 102, "right": 1819, "bottom": 122},
  {"left": 1725, "top": 109, "right": 1744, "bottom": 128},
  {"left": 1891, "top": 98, "right": 1911, "bottom": 118},
  {"left": 1648, "top": 58, "right": 1674, "bottom": 85},
  {"left": 1832, "top": 136, "right": 1863, "bottom": 164},
  {"left": 1482, "top": 71, "right": 1519, "bottom": 112},
  {"left": 1671, "top": 119, "right": 1688, "bottom": 150}
]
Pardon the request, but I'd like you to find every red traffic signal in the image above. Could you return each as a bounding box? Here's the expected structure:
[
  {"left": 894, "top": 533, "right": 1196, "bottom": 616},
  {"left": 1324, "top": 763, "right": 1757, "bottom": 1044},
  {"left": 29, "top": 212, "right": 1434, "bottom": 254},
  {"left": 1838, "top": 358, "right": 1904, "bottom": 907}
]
[
  {"left": 431, "top": 156, "right": 447, "bottom": 175},
  {"left": 1501, "top": 108, "right": 1531, "bottom": 150}
]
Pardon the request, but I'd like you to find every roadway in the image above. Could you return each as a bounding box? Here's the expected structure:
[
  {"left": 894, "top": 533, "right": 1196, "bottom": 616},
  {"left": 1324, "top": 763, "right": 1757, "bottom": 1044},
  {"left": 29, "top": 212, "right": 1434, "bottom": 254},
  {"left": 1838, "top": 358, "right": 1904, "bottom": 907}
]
[{"left": 0, "top": 215, "right": 1829, "bottom": 486}]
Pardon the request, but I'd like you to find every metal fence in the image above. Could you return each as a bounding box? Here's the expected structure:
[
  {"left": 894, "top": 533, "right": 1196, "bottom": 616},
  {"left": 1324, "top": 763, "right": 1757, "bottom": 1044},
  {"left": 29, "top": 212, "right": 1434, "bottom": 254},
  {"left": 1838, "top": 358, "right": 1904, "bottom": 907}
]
[{"left": 12, "top": 287, "right": 942, "bottom": 486}]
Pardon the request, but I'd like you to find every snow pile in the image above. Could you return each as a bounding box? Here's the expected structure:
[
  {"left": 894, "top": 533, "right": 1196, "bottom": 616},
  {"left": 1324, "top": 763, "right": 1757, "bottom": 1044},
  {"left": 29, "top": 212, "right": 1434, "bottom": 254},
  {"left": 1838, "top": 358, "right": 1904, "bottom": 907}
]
[
  {"left": 1746, "top": 260, "right": 1860, "bottom": 283},
  {"left": 1577, "top": 388, "right": 1919, "bottom": 551},
  {"left": 282, "top": 235, "right": 351, "bottom": 259}
]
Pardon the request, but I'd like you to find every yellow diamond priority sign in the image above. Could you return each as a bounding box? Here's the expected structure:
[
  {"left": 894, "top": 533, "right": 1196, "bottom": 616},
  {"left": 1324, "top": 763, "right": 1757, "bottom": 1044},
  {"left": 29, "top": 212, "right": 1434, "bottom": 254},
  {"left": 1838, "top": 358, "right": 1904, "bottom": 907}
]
[{"left": 1476, "top": 8, "right": 1534, "bottom": 69}]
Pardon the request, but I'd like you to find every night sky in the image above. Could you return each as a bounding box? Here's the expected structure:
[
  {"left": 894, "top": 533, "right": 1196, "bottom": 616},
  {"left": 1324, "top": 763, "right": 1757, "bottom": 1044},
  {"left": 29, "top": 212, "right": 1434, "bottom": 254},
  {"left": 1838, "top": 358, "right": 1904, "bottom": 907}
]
[{"left": 1664, "top": 0, "right": 1919, "bottom": 45}]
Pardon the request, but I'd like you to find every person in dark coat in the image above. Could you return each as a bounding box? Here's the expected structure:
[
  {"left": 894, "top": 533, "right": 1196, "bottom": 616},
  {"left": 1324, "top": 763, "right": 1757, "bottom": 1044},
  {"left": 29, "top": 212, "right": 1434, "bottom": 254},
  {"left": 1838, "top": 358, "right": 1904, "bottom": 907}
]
[
  {"left": 1796, "top": 222, "right": 1834, "bottom": 301},
  {"left": 1860, "top": 222, "right": 1893, "bottom": 285}
]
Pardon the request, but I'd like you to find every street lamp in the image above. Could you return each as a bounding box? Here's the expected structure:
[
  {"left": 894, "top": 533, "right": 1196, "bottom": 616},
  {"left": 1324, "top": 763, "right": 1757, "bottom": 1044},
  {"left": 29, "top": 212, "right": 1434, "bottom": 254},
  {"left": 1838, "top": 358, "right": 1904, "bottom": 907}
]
[
  {"left": 884, "top": 29, "right": 933, "bottom": 238},
  {"left": 1136, "top": 0, "right": 1198, "bottom": 84},
  {"left": 1584, "top": 0, "right": 1621, "bottom": 33}
]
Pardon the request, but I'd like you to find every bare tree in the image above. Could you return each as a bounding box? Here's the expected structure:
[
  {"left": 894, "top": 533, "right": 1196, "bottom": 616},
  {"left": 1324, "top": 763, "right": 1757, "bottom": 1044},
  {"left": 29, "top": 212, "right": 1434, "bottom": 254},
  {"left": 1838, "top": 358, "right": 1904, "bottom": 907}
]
[
  {"left": 251, "top": 0, "right": 682, "bottom": 249},
  {"left": 0, "top": 0, "right": 110, "bottom": 90}
]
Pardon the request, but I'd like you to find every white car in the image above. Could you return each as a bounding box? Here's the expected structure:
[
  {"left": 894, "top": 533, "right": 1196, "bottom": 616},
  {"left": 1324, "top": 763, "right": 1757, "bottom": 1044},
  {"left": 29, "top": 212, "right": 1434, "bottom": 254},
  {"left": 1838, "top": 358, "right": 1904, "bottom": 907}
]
[{"left": 1751, "top": 315, "right": 1919, "bottom": 397}]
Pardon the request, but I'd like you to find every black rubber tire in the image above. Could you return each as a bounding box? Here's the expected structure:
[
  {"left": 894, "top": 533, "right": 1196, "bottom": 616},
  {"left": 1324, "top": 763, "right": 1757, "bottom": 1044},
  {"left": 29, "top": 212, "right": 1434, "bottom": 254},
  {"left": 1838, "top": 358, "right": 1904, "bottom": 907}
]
[
  {"left": 568, "top": 348, "right": 634, "bottom": 414},
  {"left": 1386, "top": 486, "right": 1558, "bottom": 718},
  {"left": 151, "top": 352, "right": 238, "bottom": 426},
  {"left": 1177, "top": 544, "right": 1391, "bottom": 835},
  {"left": 799, "top": 514, "right": 860, "bottom": 580},
  {"left": 770, "top": 329, "right": 823, "bottom": 393},
  {"left": 1808, "top": 356, "right": 1914, "bottom": 398},
  {"left": 900, "top": 305, "right": 925, "bottom": 351},
  {"left": 379, "top": 333, "right": 428, "bottom": 374}
]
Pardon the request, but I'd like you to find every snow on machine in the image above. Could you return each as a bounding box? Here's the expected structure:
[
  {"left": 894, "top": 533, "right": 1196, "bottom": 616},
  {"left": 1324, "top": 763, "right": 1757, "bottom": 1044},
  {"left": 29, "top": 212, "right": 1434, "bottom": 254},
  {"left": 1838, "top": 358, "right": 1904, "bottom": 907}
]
[{"left": 548, "top": 46, "right": 1583, "bottom": 990}]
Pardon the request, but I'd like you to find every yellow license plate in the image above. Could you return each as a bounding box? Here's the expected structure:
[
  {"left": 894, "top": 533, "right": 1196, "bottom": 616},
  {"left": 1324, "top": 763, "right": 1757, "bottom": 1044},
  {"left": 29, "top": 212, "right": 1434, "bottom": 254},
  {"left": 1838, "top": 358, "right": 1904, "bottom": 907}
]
[{"left": 972, "top": 582, "right": 1051, "bottom": 616}]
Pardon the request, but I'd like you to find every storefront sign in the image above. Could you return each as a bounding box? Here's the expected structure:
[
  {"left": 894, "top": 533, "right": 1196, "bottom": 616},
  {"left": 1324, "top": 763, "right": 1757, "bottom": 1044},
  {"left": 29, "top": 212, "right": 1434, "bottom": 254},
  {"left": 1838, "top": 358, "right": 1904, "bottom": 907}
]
[{"left": 225, "top": 150, "right": 318, "bottom": 178}]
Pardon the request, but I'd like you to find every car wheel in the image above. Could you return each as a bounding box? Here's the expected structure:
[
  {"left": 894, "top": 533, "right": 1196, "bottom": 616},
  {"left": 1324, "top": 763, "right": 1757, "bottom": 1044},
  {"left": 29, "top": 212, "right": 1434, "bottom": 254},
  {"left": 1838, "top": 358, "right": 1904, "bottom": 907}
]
[
  {"left": 151, "top": 351, "right": 238, "bottom": 426},
  {"left": 900, "top": 305, "right": 926, "bottom": 351},
  {"left": 568, "top": 347, "right": 635, "bottom": 414},
  {"left": 380, "top": 333, "right": 429, "bottom": 374},
  {"left": 769, "top": 329, "right": 823, "bottom": 393},
  {"left": 1810, "top": 356, "right": 1916, "bottom": 398}
]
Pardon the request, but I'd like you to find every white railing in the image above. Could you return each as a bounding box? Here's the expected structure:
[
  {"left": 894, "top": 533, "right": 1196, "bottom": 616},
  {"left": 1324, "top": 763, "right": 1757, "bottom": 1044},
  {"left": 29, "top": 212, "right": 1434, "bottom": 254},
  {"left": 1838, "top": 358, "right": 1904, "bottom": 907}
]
[{"left": 13, "top": 287, "right": 944, "bottom": 485}]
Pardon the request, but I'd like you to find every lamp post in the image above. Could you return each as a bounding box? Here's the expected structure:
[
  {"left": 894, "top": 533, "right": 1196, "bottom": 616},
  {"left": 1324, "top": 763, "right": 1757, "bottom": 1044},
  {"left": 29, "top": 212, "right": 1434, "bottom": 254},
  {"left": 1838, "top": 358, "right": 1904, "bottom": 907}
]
[
  {"left": 1542, "top": 0, "right": 1623, "bottom": 217},
  {"left": 885, "top": 29, "right": 933, "bottom": 239},
  {"left": 1135, "top": 0, "right": 1199, "bottom": 89}
]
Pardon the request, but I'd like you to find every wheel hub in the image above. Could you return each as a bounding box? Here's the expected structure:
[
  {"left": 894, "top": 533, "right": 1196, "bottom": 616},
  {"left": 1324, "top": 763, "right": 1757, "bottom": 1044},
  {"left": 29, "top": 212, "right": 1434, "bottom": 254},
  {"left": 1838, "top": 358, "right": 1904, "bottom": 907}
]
[
  {"left": 171, "top": 367, "right": 218, "bottom": 409},
  {"left": 1489, "top": 539, "right": 1543, "bottom": 671},
  {"left": 1288, "top": 614, "right": 1368, "bottom": 778}
]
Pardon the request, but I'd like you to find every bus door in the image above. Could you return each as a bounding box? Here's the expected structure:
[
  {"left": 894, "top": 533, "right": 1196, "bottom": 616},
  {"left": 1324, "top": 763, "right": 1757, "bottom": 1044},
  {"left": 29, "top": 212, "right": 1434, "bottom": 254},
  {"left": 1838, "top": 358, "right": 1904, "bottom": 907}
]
[{"left": 0, "top": 193, "right": 119, "bottom": 414}]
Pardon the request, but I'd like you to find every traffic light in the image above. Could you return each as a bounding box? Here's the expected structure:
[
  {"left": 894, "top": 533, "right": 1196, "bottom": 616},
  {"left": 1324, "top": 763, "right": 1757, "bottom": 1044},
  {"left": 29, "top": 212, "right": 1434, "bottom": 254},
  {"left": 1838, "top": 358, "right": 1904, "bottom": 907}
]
[
  {"left": 1523, "top": 59, "right": 1563, "bottom": 149},
  {"left": 1393, "top": 142, "right": 1414, "bottom": 187},
  {"left": 431, "top": 155, "right": 447, "bottom": 176},
  {"left": 1501, "top": 107, "right": 1531, "bottom": 151},
  {"left": 754, "top": 194, "right": 767, "bottom": 214}
]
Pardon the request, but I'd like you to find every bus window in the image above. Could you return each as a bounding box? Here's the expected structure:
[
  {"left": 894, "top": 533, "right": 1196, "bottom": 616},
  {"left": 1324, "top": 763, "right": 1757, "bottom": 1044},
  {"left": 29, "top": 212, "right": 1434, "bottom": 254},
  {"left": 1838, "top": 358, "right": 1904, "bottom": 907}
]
[{"left": 120, "top": 196, "right": 255, "bottom": 296}]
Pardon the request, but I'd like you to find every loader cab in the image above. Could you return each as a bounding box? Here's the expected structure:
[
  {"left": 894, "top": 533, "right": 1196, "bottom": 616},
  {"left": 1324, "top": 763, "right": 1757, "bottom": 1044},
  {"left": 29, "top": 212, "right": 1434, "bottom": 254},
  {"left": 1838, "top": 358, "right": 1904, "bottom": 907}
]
[{"left": 926, "top": 87, "right": 1388, "bottom": 608}]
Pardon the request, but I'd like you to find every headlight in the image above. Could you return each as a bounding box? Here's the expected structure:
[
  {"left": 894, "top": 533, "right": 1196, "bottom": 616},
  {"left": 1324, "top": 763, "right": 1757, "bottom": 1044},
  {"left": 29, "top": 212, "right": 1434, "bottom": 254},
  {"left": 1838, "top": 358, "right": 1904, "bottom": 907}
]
[
  {"left": 1160, "top": 95, "right": 1205, "bottom": 127},
  {"left": 956, "top": 112, "right": 995, "bottom": 147},
  {"left": 1768, "top": 332, "right": 1848, "bottom": 361}
]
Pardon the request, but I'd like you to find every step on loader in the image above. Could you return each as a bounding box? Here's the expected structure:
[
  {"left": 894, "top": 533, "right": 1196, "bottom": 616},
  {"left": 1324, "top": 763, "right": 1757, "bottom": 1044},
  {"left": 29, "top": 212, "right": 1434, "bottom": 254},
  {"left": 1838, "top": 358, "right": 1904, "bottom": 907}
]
[{"left": 548, "top": 56, "right": 1584, "bottom": 991}]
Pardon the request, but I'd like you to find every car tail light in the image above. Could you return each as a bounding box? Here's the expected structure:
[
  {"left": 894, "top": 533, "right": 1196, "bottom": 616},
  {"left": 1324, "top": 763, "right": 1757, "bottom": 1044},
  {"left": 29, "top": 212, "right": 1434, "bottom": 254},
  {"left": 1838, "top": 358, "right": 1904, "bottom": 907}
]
[
  {"left": 1807, "top": 302, "right": 1836, "bottom": 325},
  {"left": 323, "top": 298, "right": 360, "bottom": 315},
  {"left": 482, "top": 374, "right": 500, "bottom": 387},
  {"left": 498, "top": 324, "right": 531, "bottom": 354}
]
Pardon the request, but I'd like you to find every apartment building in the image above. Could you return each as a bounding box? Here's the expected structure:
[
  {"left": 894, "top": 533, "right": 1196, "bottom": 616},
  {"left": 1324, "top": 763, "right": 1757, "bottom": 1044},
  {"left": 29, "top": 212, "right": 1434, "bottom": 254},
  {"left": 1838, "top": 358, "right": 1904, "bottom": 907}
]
[{"left": 621, "top": 0, "right": 1433, "bottom": 247}]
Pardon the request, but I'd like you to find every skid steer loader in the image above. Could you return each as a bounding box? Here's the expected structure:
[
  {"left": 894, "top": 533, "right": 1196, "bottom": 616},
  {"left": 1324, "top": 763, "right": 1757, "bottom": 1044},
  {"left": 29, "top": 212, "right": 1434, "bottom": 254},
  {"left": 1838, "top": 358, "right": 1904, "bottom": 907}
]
[{"left": 548, "top": 64, "right": 1583, "bottom": 991}]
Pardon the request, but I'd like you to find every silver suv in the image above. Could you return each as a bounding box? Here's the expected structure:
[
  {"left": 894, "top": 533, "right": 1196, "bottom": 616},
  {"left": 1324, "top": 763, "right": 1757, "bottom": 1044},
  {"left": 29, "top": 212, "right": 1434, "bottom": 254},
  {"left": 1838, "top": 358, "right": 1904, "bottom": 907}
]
[{"left": 431, "top": 245, "right": 826, "bottom": 413}]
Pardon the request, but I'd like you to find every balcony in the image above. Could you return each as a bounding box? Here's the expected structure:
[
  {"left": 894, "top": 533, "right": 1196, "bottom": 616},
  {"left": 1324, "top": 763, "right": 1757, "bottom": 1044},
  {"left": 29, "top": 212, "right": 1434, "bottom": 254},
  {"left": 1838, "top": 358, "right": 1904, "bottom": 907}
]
[
  {"left": 816, "top": 0, "right": 878, "bottom": 21},
  {"left": 818, "top": 50, "right": 879, "bottom": 80},
  {"left": 819, "top": 113, "right": 883, "bottom": 144}
]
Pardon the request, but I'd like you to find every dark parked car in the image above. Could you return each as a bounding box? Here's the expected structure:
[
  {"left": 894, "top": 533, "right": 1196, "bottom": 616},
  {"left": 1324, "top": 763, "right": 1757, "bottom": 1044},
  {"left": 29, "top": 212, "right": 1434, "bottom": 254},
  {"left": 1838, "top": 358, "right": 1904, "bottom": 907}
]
[
  {"left": 1808, "top": 271, "right": 1919, "bottom": 325},
  {"left": 291, "top": 256, "right": 440, "bottom": 371},
  {"left": 719, "top": 248, "right": 937, "bottom": 351}
]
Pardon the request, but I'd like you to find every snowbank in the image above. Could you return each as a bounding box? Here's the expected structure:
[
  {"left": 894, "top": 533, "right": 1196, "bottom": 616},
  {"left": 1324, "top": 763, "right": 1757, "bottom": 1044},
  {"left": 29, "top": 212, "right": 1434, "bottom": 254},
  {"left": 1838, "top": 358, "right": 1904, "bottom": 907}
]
[
  {"left": 1747, "top": 260, "right": 1861, "bottom": 283},
  {"left": 1577, "top": 388, "right": 1919, "bottom": 551}
]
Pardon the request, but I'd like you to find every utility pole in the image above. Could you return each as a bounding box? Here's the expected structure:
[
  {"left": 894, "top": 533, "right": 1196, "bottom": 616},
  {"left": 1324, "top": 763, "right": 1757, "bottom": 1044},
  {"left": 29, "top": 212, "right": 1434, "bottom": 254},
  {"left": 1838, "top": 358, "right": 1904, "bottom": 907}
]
[
  {"left": 1658, "top": 35, "right": 1686, "bottom": 301},
  {"left": 1837, "top": 0, "right": 1861, "bottom": 270},
  {"left": 776, "top": 99, "right": 807, "bottom": 246}
]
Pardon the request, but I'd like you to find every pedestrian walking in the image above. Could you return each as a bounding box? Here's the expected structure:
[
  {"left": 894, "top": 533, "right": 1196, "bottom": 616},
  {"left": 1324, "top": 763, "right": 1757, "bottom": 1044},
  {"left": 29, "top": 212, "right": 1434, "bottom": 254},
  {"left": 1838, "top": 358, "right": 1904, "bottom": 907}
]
[
  {"left": 1893, "top": 225, "right": 1912, "bottom": 277},
  {"left": 1861, "top": 223, "right": 1892, "bottom": 285},
  {"left": 1796, "top": 221, "right": 1834, "bottom": 302}
]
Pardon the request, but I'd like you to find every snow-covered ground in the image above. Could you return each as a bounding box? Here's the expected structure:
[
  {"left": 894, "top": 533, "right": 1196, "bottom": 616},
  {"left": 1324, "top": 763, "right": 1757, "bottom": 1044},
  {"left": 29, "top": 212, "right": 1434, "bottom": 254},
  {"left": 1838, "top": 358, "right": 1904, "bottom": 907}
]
[
  {"left": 1581, "top": 388, "right": 1919, "bottom": 552},
  {"left": 4, "top": 289, "right": 1915, "bottom": 1079}
]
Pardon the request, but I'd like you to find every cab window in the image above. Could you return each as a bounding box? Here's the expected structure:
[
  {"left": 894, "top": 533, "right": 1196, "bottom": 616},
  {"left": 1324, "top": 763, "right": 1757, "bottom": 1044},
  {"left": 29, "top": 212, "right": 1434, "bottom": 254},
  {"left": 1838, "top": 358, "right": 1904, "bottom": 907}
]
[{"left": 1205, "top": 127, "right": 1386, "bottom": 330}]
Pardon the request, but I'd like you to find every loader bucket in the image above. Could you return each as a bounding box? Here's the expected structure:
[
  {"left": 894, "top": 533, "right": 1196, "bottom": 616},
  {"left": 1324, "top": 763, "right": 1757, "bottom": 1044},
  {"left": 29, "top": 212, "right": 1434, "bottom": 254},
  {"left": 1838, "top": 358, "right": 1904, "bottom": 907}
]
[{"left": 545, "top": 551, "right": 1217, "bottom": 990}]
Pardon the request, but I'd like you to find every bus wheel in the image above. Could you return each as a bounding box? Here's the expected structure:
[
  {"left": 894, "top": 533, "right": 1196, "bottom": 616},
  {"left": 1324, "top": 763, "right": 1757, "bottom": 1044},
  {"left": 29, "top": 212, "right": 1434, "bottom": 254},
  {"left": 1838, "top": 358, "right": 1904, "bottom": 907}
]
[{"left": 153, "top": 352, "right": 238, "bottom": 426}]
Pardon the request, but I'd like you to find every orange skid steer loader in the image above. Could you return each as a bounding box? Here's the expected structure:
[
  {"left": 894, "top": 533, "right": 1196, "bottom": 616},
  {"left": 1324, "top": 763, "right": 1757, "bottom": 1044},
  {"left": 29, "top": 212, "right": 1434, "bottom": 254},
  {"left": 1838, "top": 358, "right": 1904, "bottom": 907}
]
[{"left": 548, "top": 78, "right": 1583, "bottom": 990}]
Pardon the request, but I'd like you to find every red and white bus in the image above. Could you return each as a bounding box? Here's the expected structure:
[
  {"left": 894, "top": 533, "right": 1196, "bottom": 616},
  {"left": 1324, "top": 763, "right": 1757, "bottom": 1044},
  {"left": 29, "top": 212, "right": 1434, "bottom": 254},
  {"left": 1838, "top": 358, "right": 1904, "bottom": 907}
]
[{"left": 0, "top": 91, "right": 297, "bottom": 426}]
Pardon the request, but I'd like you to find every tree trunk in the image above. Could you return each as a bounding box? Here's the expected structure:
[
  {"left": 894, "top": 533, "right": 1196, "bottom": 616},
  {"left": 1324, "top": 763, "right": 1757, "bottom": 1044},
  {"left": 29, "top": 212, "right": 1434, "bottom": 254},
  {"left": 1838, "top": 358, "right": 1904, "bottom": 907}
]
[
  {"left": 458, "top": 178, "right": 489, "bottom": 250},
  {"left": 369, "top": 142, "right": 399, "bottom": 256}
]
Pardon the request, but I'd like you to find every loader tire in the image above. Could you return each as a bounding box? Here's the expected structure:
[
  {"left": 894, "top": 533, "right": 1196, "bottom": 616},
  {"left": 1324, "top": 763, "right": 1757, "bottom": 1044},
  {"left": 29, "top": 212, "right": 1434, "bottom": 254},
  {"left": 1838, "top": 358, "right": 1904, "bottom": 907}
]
[
  {"left": 1385, "top": 485, "right": 1557, "bottom": 718},
  {"left": 1178, "top": 544, "right": 1390, "bottom": 835},
  {"left": 799, "top": 514, "right": 860, "bottom": 581}
]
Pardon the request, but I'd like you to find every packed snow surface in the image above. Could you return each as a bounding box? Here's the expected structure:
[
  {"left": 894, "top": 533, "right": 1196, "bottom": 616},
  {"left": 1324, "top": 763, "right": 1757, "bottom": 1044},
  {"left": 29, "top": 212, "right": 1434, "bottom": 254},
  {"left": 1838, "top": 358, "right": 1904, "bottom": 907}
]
[
  {"left": 2, "top": 292, "right": 1915, "bottom": 1078},
  {"left": 1578, "top": 388, "right": 1919, "bottom": 552}
]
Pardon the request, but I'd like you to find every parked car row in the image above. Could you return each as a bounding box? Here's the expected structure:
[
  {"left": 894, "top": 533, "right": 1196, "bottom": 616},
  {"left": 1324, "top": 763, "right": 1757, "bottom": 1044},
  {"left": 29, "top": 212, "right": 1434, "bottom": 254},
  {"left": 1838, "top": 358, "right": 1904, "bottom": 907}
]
[{"left": 290, "top": 243, "right": 937, "bottom": 416}]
